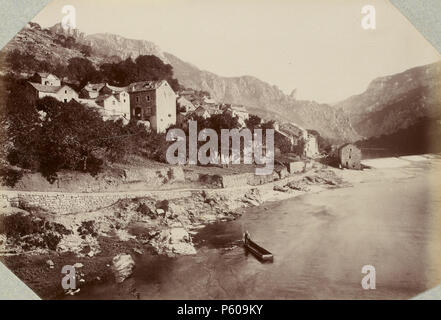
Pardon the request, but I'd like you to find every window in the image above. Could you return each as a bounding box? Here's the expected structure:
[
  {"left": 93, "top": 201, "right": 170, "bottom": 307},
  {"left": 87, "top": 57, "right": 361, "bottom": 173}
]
[
  {"left": 124, "top": 99, "right": 126, "bottom": 103},
  {"left": 64, "top": 99, "right": 67, "bottom": 103},
  {"left": 65, "top": 90, "right": 67, "bottom": 94},
  {"left": 136, "top": 97, "right": 139, "bottom": 103},
  {"left": 168, "top": 114, "right": 172, "bottom": 117},
  {"left": 112, "top": 100, "right": 116, "bottom": 105},
  {"left": 135, "top": 107, "right": 142, "bottom": 118},
  {"left": 147, "top": 95, "right": 150, "bottom": 101}
]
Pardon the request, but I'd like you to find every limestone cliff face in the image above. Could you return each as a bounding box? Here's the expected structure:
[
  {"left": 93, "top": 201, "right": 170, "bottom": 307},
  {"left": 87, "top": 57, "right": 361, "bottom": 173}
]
[
  {"left": 165, "top": 53, "right": 360, "bottom": 142},
  {"left": 336, "top": 61, "right": 441, "bottom": 138},
  {"left": 48, "top": 23, "right": 85, "bottom": 40},
  {"left": 84, "top": 33, "right": 170, "bottom": 63},
  {"left": 2, "top": 23, "right": 103, "bottom": 66}
]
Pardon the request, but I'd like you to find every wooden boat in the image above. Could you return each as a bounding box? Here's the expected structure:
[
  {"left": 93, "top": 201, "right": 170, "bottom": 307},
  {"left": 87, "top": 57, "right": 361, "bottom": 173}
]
[{"left": 243, "top": 231, "right": 273, "bottom": 262}]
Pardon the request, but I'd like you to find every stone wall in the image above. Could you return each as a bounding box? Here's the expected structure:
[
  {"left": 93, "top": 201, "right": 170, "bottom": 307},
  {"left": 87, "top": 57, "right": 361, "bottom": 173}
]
[
  {"left": 0, "top": 189, "right": 193, "bottom": 215},
  {"left": 12, "top": 167, "right": 186, "bottom": 193},
  {"left": 0, "top": 161, "right": 315, "bottom": 215},
  {"left": 286, "top": 161, "right": 305, "bottom": 174},
  {"left": 247, "top": 173, "right": 278, "bottom": 186},
  {"left": 220, "top": 173, "right": 253, "bottom": 188}
]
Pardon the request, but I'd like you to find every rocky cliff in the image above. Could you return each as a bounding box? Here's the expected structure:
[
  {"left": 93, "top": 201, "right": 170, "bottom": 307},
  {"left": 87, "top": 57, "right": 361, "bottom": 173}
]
[
  {"left": 336, "top": 61, "right": 441, "bottom": 138},
  {"left": 165, "top": 53, "right": 360, "bottom": 142},
  {"left": 84, "top": 33, "right": 170, "bottom": 63}
]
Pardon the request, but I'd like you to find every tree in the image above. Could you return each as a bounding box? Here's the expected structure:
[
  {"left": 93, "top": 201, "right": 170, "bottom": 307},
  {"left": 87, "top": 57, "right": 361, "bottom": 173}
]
[
  {"left": 99, "top": 55, "right": 181, "bottom": 91},
  {"left": 245, "top": 114, "right": 262, "bottom": 129},
  {"left": 67, "top": 57, "right": 101, "bottom": 86}
]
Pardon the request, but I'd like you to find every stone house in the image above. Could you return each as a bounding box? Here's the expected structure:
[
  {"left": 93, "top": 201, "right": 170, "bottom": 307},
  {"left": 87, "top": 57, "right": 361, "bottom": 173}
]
[
  {"left": 303, "top": 133, "right": 319, "bottom": 158},
  {"left": 80, "top": 83, "right": 131, "bottom": 120},
  {"left": 127, "top": 80, "right": 177, "bottom": 133},
  {"left": 30, "top": 72, "right": 61, "bottom": 86},
  {"left": 28, "top": 82, "right": 78, "bottom": 103},
  {"left": 80, "top": 83, "right": 106, "bottom": 99},
  {"left": 338, "top": 143, "right": 362, "bottom": 169},
  {"left": 177, "top": 96, "right": 196, "bottom": 113},
  {"left": 95, "top": 94, "right": 129, "bottom": 118}
]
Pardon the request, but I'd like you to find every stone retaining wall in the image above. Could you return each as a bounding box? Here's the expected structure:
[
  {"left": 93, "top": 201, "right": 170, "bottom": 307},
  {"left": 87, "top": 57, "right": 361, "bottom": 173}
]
[
  {"left": 1, "top": 161, "right": 314, "bottom": 215},
  {"left": 0, "top": 189, "right": 193, "bottom": 215},
  {"left": 221, "top": 173, "right": 253, "bottom": 188}
]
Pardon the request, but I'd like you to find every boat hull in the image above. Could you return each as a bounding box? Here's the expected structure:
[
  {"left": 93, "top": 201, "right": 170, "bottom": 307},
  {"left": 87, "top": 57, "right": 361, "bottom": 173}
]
[{"left": 244, "top": 239, "right": 274, "bottom": 262}]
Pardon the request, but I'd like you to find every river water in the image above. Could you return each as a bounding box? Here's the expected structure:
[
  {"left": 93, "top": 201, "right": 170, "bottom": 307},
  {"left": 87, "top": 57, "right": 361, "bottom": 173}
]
[{"left": 72, "top": 161, "right": 441, "bottom": 299}]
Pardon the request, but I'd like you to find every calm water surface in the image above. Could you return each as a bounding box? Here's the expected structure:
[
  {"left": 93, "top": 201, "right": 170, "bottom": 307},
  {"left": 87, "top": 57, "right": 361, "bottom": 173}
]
[{"left": 70, "top": 162, "right": 441, "bottom": 299}]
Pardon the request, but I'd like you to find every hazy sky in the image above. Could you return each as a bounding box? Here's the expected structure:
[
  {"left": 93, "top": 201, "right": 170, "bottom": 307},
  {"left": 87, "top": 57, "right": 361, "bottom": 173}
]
[{"left": 32, "top": 0, "right": 440, "bottom": 103}]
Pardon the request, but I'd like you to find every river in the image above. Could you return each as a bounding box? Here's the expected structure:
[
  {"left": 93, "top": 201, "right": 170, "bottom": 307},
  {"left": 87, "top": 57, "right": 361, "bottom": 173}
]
[{"left": 69, "top": 159, "right": 441, "bottom": 299}]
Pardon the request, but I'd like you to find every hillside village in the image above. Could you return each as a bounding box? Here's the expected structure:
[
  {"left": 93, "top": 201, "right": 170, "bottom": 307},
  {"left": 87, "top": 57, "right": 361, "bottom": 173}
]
[{"left": 25, "top": 71, "right": 320, "bottom": 157}]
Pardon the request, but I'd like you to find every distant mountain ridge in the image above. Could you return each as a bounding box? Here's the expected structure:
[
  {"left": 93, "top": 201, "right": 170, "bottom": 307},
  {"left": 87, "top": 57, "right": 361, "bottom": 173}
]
[
  {"left": 5, "top": 22, "right": 439, "bottom": 145},
  {"left": 335, "top": 61, "right": 441, "bottom": 138}
]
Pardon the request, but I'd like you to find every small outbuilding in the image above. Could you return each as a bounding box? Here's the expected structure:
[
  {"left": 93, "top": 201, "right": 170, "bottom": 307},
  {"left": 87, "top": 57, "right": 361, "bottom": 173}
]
[{"left": 338, "top": 143, "right": 361, "bottom": 170}]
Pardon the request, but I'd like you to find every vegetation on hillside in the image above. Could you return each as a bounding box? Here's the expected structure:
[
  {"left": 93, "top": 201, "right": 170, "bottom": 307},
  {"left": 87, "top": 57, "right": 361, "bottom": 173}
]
[
  {"left": 0, "top": 76, "right": 170, "bottom": 184},
  {"left": 1, "top": 47, "right": 181, "bottom": 92},
  {"left": 356, "top": 117, "right": 441, "bottom": 158}
]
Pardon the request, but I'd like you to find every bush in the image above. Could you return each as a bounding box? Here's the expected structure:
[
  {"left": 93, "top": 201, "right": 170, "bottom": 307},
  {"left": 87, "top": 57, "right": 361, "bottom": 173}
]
[
  {"left": 42, "top": 232, "right": 62, "bottom": 250},
  {"left": 136, "top": 203, "right": 153, "bottom": 216},
  {"left": 155, "top": 200, "right": 169, "bottom": 212},
  {"left": 0, "top": 213, "right": 43, "bottom": 237},
  {"left": 77, "top": 221, "right": 97, "bottom": 237},
  {"left": 0, "top": 167, "right": 23, "bottom": 187}
]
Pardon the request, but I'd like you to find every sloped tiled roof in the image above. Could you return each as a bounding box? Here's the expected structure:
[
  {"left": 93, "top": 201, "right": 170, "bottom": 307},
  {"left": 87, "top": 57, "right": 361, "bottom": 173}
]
[
  {"left": 106, "top": 84, "right": 128, "bottom": 92},
  {"left": 95, "top": 94, "right": 117, "bottom": 103},
  {"left": 83, "top": 83, "right": 106, "bottom": 92},
  {"left": 127, "top": 80, "right": 167, "bottom": 92},
  {"left": 29, "top": 82, "right": 61, "bottom": 93},
  {"left": 36, "top": 72, "right": 59, "bottom": 80}
]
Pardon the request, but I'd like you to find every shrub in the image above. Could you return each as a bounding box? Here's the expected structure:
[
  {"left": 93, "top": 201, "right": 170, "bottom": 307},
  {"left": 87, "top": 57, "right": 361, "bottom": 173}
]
[
  {"left": 0, "top": 167, "right": 23, "bottom": 187},
  {"left": 136, "top": 203, "right": 153, "bottom": 216},
  {"left": 0, "top": 213, "right": 43, "bottom": 237},
  {"left": 77, "top": 220, "right": 97, "bottom": 237}
]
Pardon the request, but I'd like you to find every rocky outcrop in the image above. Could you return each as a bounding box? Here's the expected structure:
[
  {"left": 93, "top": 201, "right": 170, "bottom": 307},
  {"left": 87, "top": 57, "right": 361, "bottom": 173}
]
[
  {"left": 150, "top": 228, "right": 196, "bottom": 256},
  {"left": 165, "top": 53, "right": 359, "bottom": 142},
  {"left": 335, "top": 61, "right": 441, "bottom": 138},
  {"left": 84, "top": 33, "right": 169, "bottom": 63},
  {"left": 111, "top": 254, "right": 135, "bottom": 283}
]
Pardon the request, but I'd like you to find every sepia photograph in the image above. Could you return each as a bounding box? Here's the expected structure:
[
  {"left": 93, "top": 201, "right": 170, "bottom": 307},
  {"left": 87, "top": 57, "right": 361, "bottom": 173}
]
[{"left": 0, "top": 0, "right": 440, "bottom": 302}]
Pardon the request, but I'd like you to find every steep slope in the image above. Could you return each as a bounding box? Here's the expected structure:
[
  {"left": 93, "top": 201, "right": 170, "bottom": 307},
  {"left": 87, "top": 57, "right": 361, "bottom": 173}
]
[
  {"left": 1, "top": 23, "right": 360, "bottom": 142},
  {"left": 1, "top": 23, "right": 104, "bottom": 66},
  {"left": 84, "top": 33, "right": 169, "bottom": 63},
  {"left": 336, "top": 61, "right": 441, "bottom": 138},
  {"left": 356, "top": 117, "right": 441, "bottom": 158},
  {"left": 165, "top": 53, "right": 360, "bottom": 142}
]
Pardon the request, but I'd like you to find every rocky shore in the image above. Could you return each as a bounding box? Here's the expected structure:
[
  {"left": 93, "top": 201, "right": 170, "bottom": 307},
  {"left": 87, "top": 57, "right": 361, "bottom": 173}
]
[{"left": 0, "top": 167, "right": 345, "bottom": 299}]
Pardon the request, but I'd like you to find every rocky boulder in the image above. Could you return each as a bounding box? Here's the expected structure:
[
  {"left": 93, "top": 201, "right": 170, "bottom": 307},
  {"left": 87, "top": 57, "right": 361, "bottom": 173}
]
[
  {"left": 151, "top": 227, "right": 196, "bottom": 256},
  {"left": 112, "top": 254, "right": 135, "bottom": 283}
]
